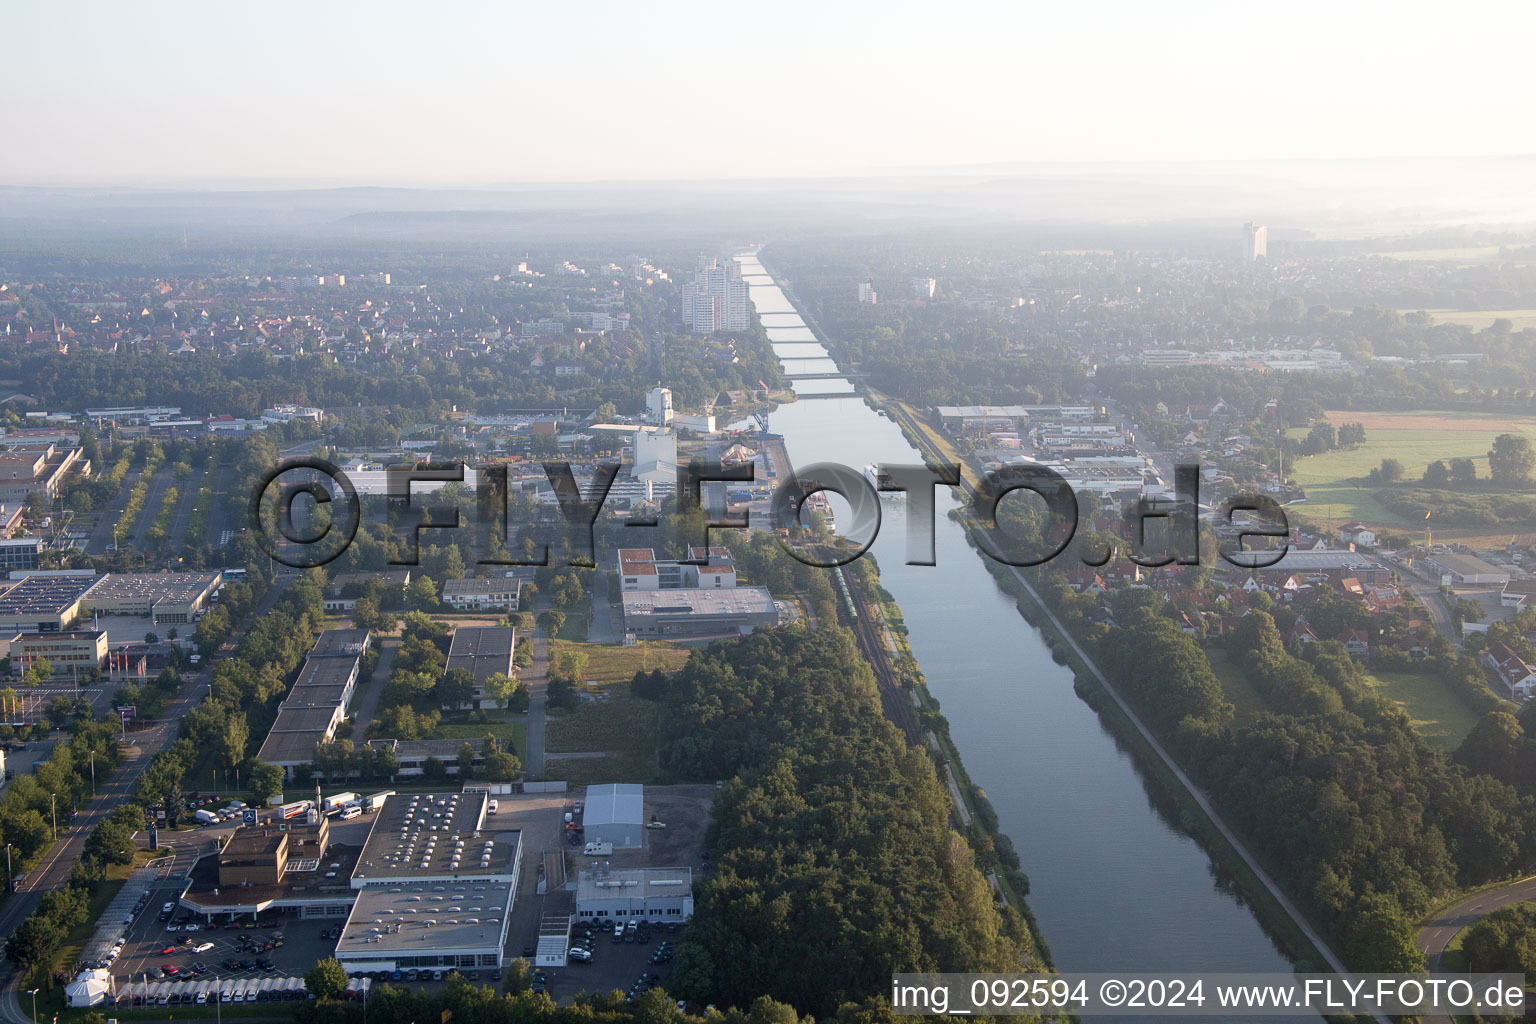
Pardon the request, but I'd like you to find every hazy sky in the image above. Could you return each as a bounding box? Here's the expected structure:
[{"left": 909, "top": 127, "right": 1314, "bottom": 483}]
[{"left": 5, "top": 0, "right": 1533, "bottom": 187}]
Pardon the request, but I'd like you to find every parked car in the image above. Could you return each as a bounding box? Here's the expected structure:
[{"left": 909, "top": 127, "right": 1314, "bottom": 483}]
[{"left": 569, "top": 947, "right": 592, "bottom": 963}]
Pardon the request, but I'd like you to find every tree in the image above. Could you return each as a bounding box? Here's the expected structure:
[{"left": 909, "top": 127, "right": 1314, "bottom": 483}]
[
  {"left": 481, "top": 672, "right": 527, "bottom": 711},
  {"left": 305, "top": 957, "right": 349, "bottom": 1000},
  {"left": 221, "top": 711, "right": 250, "bottom": 770},
  {"left": 1377, "top": 457, "right": 1404, "bottom": 482},
  {"left": 1489, "top": 433, "right": 1535, "bottom": 486},
  {"left": 422, "top": 755, "right": 448, "bottom": 781},
  {"left": 145, "top": 632, "right": 159, "bottom": 644},
  {"left": 537, "top": 609, "right": 566, "bottom": 637},
  {"left": 248, "top": 760, "right": 286, "bottom": 804},
  {"left": 437, "top": 667, "right": 476, "bottom": 710},
  {"left": 1304, "top": 422, "right": 1337, "bottom": 454},
  {"left": 1337, "top": 422, "right": 1367, "bottom": 447},
  {"left": 455, "top": 741, "right": 477, "bottom": 779},
  {"left": 480, "top": 736, "right": 521, "bottom": 781},
  {"left": 1450, "top": 457, "right": 1478, "bottom": 485},
  {"left": 407, "top": 575, "right": 440, "bottom": 610},
  {"left": 1422, "top": 460, "right": 1450, "bottom": 487}
]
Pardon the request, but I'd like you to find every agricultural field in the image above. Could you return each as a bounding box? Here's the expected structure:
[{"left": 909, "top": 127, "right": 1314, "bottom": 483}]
[
  {"left": 1287, "top": 410, "right": 1536, "bottom": 536},
  {"left": 1406, "top": 308, "right": 1536, "bottom": 330},
  {"left": 1373, "top": 246, "right": 1535, "bottom": 265}
]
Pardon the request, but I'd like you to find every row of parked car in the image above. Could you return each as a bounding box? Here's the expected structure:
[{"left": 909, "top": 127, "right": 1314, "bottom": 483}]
[
  {"left": 113, "top": 976, "right": 322, "bottom": 1007},
  {"left": 345, "top": 967, "right": 500, "bottom": 984}
]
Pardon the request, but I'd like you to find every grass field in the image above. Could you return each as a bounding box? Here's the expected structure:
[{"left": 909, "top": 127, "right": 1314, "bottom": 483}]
[
  {"left": 1207, "top": 648, "right": 1478, "bottom": 751},
  {"left": 431, "top": 716, "right": 527, "bottom": 753},
  {"left": 1373, "top": 247, "right": 1534, "bottom": 264},
  {"left": 1404, "top": 308, "right": 1536, "bottom": 330},
  {"left": 1287, "top": 411, "right": 1536, "bottom": 534},
  {"left": 542, "top": 640, "right": 692, "bottom": 783},
  {"left": 1367, "top": 670, "right": 1481, "bottom": 752},
  {"left": 1206, "top": 648, "right": 1272, "bottom": 726}
]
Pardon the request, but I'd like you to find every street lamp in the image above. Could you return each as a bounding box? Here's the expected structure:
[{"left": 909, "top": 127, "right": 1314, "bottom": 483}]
[
  {"left": 27, "top": 987, "right": 38, "bottom": 1024},
  {"left": 50, "top": 793, "right": 56, "bottom": 840},
  {"left": 5, "top": 843, "right": 12, "bottom": 894}
]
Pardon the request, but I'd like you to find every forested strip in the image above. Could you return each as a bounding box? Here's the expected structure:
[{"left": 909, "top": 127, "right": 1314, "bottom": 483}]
[{"left": 649, "top": 628, "right": 1038, "bottom": 1019}]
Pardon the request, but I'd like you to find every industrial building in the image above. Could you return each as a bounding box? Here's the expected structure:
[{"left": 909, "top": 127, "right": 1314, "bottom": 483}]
[
  {"left": 440, "top": 577, "right": 519, "bottom": 611},
  {"left": 334, "top": 882, "right": 515, "bottom": 974},
  {"left": 323, "top": 570, "right": 411, "bottom": 614},
  {"left": 1423, "top": 552, "right": 1511, "bottom": 586},
  {"left": 6, "top": 629, "right": 107, "bottom": 678},
  {"left": 616, "top": 547, "right": 736, "bottom": 592},
  {"left": 583, "top": 783, "right": 646, "bottom": 848},
  {"left": 0, "top": 537, "right": 42, "bottom": 571},
  {"left": 176, "top": 790, "right": 522, "bottom": 946},
  {"left": 620, "top": 586, "right": 779, "bottom": 638},
  {"left": 0, "top": 442, "right": 88, "bottom": 503},
  {"left": 575, "top": 867, "right": 695, "bottom": 923},
  {"left": 79, "top": 571, "right": 222, "bottom": 625},
  {"left": 256, "top": 629, "right": 370, "bottom": 777},
  {"left": 0, "top": 573, "right": 100, "bottom": 632},
  {"left": 443, "top": 626, "right": 516, "bottom": 708}
]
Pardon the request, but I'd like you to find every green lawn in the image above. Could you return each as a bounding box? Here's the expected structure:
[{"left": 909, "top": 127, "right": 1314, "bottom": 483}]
[
  {"left": 1287, "top": 415, "right": 1536, "bottom": 530},
  {"left": 1206, "top": 648, "right": 1272, "bottom": 725},
  {"left": 548, "top": 639, "right": 692, "bottom": 686},
  {"left": 1206, "top": 650, "right": 1477, "bottom": 751},
  {"left": 430, "top": 717, "right": 527, "bottom": 753},
  {"left": 555, "top": 609, "right": 590, "bottom": 642},
  {"left": 541, "top": 640, "right": 692, "bottom": 780},
  {"left": 1367, "top": 670, "right": 1481, "bottom": 752}
]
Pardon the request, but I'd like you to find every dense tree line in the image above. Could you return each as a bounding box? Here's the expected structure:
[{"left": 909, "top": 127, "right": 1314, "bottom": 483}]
[
  {"left": 647, "top": 628, "right": 1038, "bottom": 1018},
  {"left": 285, "top": 966, "right": 919, "bottom": 1024},
  {"left": 1089, "top": 599, "right": 1536, "bottom": 972}
]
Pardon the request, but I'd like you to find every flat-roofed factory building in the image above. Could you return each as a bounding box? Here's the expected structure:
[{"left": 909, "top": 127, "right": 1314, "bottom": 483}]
[
  {"left": 575, "top": 867, "right": 694, "bottom": 923},
  {"left": 620, "top": 586, "right": 778, "bottom": 638},
  {"left": 443, "top": 626, "right": 516, "bottom": 709},
  {"left": 79, "top": 571, "right": 222, "bottom": 625},
  {"left": 0, "top": 573, "right": 100, "bottom": 632},
  {"left": 352, "top": 791, "right": 522, "bottom": 888},
  {"left": 334, "top": 881, "right": 515, "bottom": 974},
  {"left": 256, "top": 629, "right": 370, "bottom": 777},
  {"left": 583, "top": 783, "right": 645, "bottom": 848}
]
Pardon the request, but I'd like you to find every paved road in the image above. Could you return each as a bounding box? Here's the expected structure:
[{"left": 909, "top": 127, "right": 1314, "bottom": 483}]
[
  {"left": 1415, "top": 877, "right": 1536, "bottom": 1024},
  {"left": 85, "top": 466, "right": 146, "bottom": 555},
  {"left": 1419, "top": 882, "right": 1536, "bottom": 984},
  {"left": 0, "top": 576, "right": 291, "bottom": 1024},
  {"left": 130, "top": 468, "right": 175, "bottom": 550},
  {"left": 167, "top": 463, "right": 211, "bottom": 551},
  {"left": 1397, "top": 566, "right": 1458, "bottom": 643},
  {"left": 350, "top": 638, "right": 397, "bottom": 744},
  {"left": 524, "top": 635, "right": 549, "bottom": 779}
]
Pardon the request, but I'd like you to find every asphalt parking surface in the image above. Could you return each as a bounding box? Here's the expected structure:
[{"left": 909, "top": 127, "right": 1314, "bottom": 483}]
[
  {"left": 542, "top": 925, "right": 683, "bottom": 1004},
  {"left": 113, "top": 884, "right": 344, "bottom": 987}
]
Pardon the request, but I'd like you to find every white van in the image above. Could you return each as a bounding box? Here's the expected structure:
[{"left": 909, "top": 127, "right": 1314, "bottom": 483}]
[{"left": 488, "top": 800, "right": 499, "bottom": 814}]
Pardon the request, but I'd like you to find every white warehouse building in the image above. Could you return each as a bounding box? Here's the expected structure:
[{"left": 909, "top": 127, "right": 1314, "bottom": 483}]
[
  {"left": 583, "top": 783, "right": 645, "bottom": 848},
  {"left": 575, "top": 867, "right": 694, "bottom": 924}
]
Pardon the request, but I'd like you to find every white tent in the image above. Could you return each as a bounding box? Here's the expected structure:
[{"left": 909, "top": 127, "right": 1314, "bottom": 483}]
[{"left": 65, "top": 969, "right": 111, "bottom": 1008}]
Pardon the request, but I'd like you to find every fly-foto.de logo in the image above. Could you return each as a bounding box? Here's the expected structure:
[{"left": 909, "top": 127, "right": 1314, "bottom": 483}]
[{"left": 249, "top": 458, "right": 1291, "bottom": 571}]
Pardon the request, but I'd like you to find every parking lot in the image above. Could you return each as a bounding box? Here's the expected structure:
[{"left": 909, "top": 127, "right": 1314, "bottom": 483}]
[
  {"left": 541, "top": 921, "right": 684, "bottom": 1004},
  {"left": 113, "top": 882, "right": 345, "bottom": 988}
]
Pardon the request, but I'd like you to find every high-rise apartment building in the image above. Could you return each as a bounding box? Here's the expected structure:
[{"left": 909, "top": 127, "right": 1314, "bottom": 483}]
[
  {"left": 683, "top": 257, "right": 750, "bottom": 333},
  {"left": 1243, "top": 221, "right": 1268, "bottom": 261}
]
